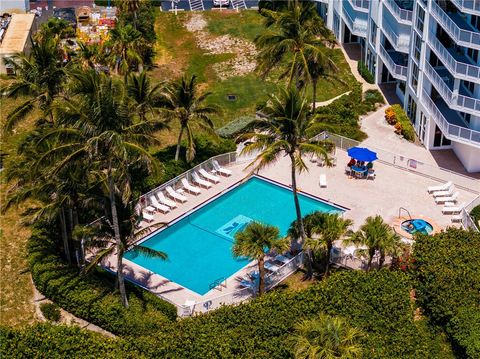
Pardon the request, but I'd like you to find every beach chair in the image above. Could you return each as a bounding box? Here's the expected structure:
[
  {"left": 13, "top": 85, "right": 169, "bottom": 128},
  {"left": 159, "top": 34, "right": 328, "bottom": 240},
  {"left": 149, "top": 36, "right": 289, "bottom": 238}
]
[
  {"left": 319, "top": 174, "right": 327, "bottom": 188},
  {"left": 212, "top": 160, "right": 232, "bottom": 176},
  {"left": 149, "top": 196, "right": 171, "bottom": 213},
  {"left": 451, "top": 214, "right": 463, "bottom": 223},
  {"left": 434, "top": 192, "right": 459, "bottom": 204},
  {"left": 427, "top": 181, "right": 452, "bottom": 193},
  {"left": 192, "top": 172, "right": 212, "bottom": 188},
  {"left": 142, "top": 210, "right": 154, "bottom": 223},
  {"left": 433, "top": 186, "right": 455, "bottom": 198},
  {"left": 181, "top": 178, "right": 201, "bottom": 195},
  {"left": 157, "top": 191, "right": 177, "bottom": 209},
  {"left": 166, "top": 186, "right": 188, "bottom": 203},
  {"left": 442, "top": 203, "right": 465, "bottom": 214},
  {"left": 199, "top": 168, "right": 220, "bottom": 183}
]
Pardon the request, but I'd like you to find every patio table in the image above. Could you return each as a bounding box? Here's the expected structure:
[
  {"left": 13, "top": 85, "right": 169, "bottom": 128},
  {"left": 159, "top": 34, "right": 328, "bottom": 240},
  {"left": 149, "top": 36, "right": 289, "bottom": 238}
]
[{"left": 351, "top": 166, "right": 367, "bottom": 178}]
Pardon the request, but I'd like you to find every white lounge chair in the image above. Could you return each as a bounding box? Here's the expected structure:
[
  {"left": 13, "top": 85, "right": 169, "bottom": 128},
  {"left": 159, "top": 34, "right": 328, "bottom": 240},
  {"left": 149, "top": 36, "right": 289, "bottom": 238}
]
[
  {"left": 166, "top": 186, "right": 188, "bottom": 203},
  {"left": 149, "top": 196, "right": 170, "bottom": 213},
  {"left": 157, "top": 191, "right": 177, "bottom": 209},
  {"left": 451, "top": 214, "right": 463, "bottom": 223},
  {"left": 199, "top": 168, "right": 220, "bottom": 183},
  {"left": 427, "top": 181, "right": 452, "bottom": 193},
  {"left": 434, "top": 192, "right": 459, "bottom": 204},
  {"left": 212, "top": 160, "right": 232, "bottom": 176},
  {"left": 192, "top": 172, "right": 212, "bottom": 189},
  {"left": 142, "top": 210, "right": 154, "bottom": 222},
  {"left": 442, "top": 203, "right": 465, "bottom": 214},
  {"left": 433, "top": 186, "right": 455, "bottom": 198},
  {"left": 319, "top": 174, "right": 327, "bottom": 188},
  {"left": 181, "top": 178, "right": 201, "bottom": 195},
  {"left": 264, "top": 262, "right": 280, "bottom": 272}
]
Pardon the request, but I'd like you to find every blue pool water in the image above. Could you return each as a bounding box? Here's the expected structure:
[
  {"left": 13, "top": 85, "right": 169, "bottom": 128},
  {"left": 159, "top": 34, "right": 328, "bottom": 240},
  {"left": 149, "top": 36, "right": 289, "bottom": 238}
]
[{"left": 125, "top": 177, "right": 345, "bottom": 295}]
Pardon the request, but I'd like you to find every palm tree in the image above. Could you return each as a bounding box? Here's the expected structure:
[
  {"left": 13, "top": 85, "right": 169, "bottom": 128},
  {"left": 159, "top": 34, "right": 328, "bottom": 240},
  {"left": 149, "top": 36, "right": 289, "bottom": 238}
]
[
  {"left": 232, "top": 222, "right": 289, "bottom": 295},
  {"left": 1, "top": 34, "right": 65, "bottom": 131},
  {"left": 127, "top": 71, "right": 163, "bottom": 122},
  {"left": 75, "top": 41, "right": 101, "bottom": 70},
  {"left": 349, "top": 215, "right": 403, "bottom": 271},
  {"left": 240, "top": 86, "right": 332, "bottom": 279},
  {"left": 291, "top": 313, "right": 363, "bottom": 359},
  {"left": 255, "top": 0, "right": 335, "bottom": 88},
  {"left": 161, "top": 75, "right": 218, "bottom": 162},
  {"left": 117, "top": 0, "right": 141, "bottom": 29},
  {"left": 106, "top": 23, "right": 144, "bottom": 76}
]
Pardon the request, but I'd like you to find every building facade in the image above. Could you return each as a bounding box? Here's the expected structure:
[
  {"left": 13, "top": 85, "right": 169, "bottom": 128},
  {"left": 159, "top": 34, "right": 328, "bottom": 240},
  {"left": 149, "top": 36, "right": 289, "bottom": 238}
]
[{"left": 318, "top": 0, "right": 480, "bottom": 173}]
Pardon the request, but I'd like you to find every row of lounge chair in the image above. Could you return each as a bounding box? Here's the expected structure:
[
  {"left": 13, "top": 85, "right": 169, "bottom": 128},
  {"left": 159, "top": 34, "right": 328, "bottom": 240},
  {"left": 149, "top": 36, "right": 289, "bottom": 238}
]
[
  {"left": 142, "top": 160, "right": 232, "bottom": 222},
  {"left": 427, "top": 181, "right": 465, "bottom": 221}
]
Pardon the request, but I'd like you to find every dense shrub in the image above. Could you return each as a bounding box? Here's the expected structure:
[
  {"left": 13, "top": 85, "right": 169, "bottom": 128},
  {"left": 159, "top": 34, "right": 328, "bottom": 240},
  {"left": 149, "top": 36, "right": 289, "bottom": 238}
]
[
  {"left": 217, "top": 116, "right": 257, "bottom": 138},
  {"left": 40, "top": 303, "right": 61, "bottom": 322},
  {"left": 384, "top": 105, "right": 415, "bottom": 142},
  {"left": 412, "top": 228, "right": 480, "bottom": 358},
  {"left": 357, "top": 61, "right": 375, "bottom": 84},
  {"left": 28, "top": 230, "right": 177, "bottom": 336},
  {"left": 470, "top": 205, "right": 480, "bottom": 225}
]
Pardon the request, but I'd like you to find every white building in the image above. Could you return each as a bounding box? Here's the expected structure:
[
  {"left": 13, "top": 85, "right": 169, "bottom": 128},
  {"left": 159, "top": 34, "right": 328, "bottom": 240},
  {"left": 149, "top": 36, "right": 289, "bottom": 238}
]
[
  {"left": 318, "top": 0, "right": 480, "bottom": 173},
  {"left": 0, "top": 0, "right": 29, "bottom": 14}
]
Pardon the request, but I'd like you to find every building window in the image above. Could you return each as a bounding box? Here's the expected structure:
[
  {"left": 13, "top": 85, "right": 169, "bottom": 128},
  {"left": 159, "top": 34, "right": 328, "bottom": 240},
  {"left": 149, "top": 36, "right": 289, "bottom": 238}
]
[
  {"left": 416, "top": 5, "right": 425, "bottom": 34},
  {"left": 467, "top": 47, "right": 479, "bottom": 63},
  {"left": 407, "top": 95, "right": 417, "bottom": 125},
  {"left": 413, "top": 34, "right": 421, "bottom": 62},
  {"left": 464, "top": 113, "right": 471, "bottom": 125},
  {"left": 461, "top": 80, "right": 475, "bottom": 95},
  {"left": 410, "top": 64, "right": 419, "bottom": 93},
  {"left": 370, "top": 20, "right": 377, "bottom": 47},
  {"left": 433, "top": 125, "right": 451, "bottom": 147}
]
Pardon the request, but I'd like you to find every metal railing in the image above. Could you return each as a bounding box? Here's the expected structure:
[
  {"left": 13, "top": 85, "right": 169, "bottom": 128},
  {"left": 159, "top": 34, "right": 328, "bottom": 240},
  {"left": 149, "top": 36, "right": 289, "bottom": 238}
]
[
  {"left": 382, "top": 20, "right": 410, "bottom": 52},
  {"left": 431, "top": 1, "right": 480, "bottom": 50},
  {"left": 462, "top": 195, "right": 480, "bottom": 231},
  {"left": 383, "top": 0, "right": 413, "bottom": 23},
  {"left": 342, "top": 7, "right": 368, "bottom": 37},
  {"left": 422, "top": 90, "right": 480, "bottom": 147},
  {"left": 450, "top": 0, "right": 480, "bottom": 14},
  {"left": 424, "top": 61, "right": 480, "bottom": 115},
  {"left": 428, "top": 35, "right": 480, "bottom": 82},
  {"left": 348, "top": 0, "right": 370, "bottom": 12},
  {"left": 378, "top": 44, "right": 408, "bottom": 80}
]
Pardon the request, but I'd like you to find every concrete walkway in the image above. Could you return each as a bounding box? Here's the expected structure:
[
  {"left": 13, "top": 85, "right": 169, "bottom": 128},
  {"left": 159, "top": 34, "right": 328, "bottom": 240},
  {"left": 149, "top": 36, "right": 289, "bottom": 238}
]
[{"left": 314, "top": 91, "right": 351, "bottom": 108}]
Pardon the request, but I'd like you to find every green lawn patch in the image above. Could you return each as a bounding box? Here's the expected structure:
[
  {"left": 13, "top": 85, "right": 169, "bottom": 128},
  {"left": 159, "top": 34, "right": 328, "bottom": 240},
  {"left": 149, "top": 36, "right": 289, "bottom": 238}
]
[{"left": 204, "top": 10, "right": 265, "bottom": 42}]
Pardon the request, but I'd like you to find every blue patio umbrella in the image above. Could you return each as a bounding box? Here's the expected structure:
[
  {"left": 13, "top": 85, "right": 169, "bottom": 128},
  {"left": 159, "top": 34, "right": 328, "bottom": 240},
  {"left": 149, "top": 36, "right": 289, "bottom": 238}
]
[{"left": 347, "top": 147, "right": 378, "bottom": 162}]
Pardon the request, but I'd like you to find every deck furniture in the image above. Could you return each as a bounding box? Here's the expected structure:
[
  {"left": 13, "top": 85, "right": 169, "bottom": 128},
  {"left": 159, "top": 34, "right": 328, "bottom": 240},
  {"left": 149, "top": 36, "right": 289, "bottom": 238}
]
[
  {"left": 192, "top": 172, "right": 212, "bottom": 188},
  {"left": 149, "top": 196, "right": 171, "bottom": 213},
  {"left": 166, "top": 186, "right": 188, "bottom": 203},
  {"left": 212, "top": 160, "right": 232, "bottom": 176},
  {"left": 199, "top": 168, "right": 220, "bottom": 183},
  {"left": 181, "top": 178, "right": 201, "bottom": 195},
  {"left": 319, "top": 174, "right": 327, "bottom": 187},
  {"left": 427, "top": 181, "right": 452, "bottom": 193},
  {"left": 157, "top": 191, "right": 177, "bottom": 208},
  {"left": 142, "top": 210, "right": 154, "bottom": 222},
  {"left": 434, "top": 192, "right": 459, "bottom": 204}
]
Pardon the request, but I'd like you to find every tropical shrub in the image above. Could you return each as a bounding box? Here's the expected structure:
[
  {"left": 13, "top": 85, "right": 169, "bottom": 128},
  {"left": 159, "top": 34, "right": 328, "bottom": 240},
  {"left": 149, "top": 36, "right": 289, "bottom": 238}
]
[
  {"left": 40, "top": 303, "right": 61, "bottom": 322},
  {"left": 470, "top": 205, "right": 480, "bottom": 224},
  {"left": 385, "top": 107, "right": 397, "bottom": 125},
  {"left": 360, "top": 89, "right": 385, "bottom": 113},
  {"left": 357, "top": 61, "right": 375, "bottom": 84},
  {"left": 412, "top": 228, "right": 480, "bottom": 358},
  {"left": 384, "top": 105, "right": 415, "bottom": 142},
  {"left": 28, "top": 229, "right": 177, "bottom": 336},
  {"left": 217, "top": 116, "right": 257, "bottom": 138}
]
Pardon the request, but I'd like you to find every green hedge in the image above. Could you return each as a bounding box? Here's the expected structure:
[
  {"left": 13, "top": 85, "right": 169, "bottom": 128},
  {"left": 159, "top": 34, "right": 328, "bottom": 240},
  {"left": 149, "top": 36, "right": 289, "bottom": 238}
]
[
  {"left": 470, "top": 205, "right": 480, "bottom": 225},
  {"left": 217, "top": 116, "right": 257, "bottom": 138},
  {"left": 40, "top": 303, "right": 61, "bottom": 322},
  {"left": 391, "top": 104, "right": 415, "bottom": 142},
  {"left": 28, "top": 230, "right": 177, "bottom": 336},
  {"left": 357, "top": 61, "right": 375, "bottom": 84},
  {"left": 412, "top": 228, "right": 480, "bottom": 358}
]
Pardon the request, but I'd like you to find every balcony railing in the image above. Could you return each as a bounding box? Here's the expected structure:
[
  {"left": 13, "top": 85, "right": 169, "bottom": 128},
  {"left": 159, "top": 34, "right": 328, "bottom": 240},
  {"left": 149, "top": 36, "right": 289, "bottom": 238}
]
[
  {"left": 450, "top": 0, "right": 480, "bottom": 15},
  {"left": 424, "top": 61, "right": 480, "bottom": 115},
  {"left": 348, "top": 0, "right": 369, "bottom": 12},
  {"left": 382, "top": 20, "right": 410, "bottom": 52},
  {"left": 379, "top": 44, "right": 408, "bottom": 80},
  {"left": 428, "top": 36, "right": 480, "bottom": 82},
  {"left": 422, "top": 89, "right": 480, "bottom": 147},
  {"left": 383, "top": 0, "right": 412, "bottom": 24},
  {"left": 431, "top": 1, "right": 480, "bottom": 50},
  {"left": 342, "top": 7, "right": 368, "bottom": 37}
]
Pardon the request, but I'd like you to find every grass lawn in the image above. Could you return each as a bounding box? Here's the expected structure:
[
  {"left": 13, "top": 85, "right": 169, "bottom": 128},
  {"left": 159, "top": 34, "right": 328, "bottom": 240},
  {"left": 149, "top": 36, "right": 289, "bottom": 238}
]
[{"left": 0, "top": 87, "right": 37, "bottom": 327}]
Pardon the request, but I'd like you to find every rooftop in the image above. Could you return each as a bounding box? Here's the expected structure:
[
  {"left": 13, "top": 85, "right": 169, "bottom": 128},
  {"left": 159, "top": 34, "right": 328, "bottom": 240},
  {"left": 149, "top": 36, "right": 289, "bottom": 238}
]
[{"left": 0, "top": 13, "right": 35, "bottom": 55}]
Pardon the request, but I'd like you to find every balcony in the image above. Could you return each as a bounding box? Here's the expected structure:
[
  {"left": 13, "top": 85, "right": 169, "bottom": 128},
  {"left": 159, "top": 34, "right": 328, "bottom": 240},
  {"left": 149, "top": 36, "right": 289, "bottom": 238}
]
[
  {"left": 383, "top": 0, "right": 413, "bottom": 24},
  {"left": 342, "top": 5, "right": 368, "bottom": 37},
  {"left": 450, "top": 0, "right": 480, "bottom": 15},
  {"left": 424, "top": 61, "right": 480, "bottom": 116},
  {"left": 422, "top": 89, "right": 480, "bottom": 147},
  {"left": 431, "top": 1, "right": 480, "bottom": 50},
  {"left": 382, "top": 20, "right": 410, "bottom": 52},
  {"left": 379, "top": 44, "right": 408, "bottom": 80},
  {"left": 348, "top": 0, "right": 370, "bottom": 13},
  {"left": 428, "top": 35, "right": 480, "bottom": 82}
]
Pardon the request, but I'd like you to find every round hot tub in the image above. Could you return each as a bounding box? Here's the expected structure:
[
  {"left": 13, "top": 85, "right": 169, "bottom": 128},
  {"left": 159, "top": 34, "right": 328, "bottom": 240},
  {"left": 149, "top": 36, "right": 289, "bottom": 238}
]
[{"left": 401, "top": 219, "right": 433, "bottom": 235}]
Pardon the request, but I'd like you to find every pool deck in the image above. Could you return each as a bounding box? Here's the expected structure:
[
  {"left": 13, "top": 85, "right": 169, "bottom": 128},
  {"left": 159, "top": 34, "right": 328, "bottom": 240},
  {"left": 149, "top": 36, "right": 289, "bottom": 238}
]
[{"left": 102, "top": 148, "right": 478, "bottom": 314}]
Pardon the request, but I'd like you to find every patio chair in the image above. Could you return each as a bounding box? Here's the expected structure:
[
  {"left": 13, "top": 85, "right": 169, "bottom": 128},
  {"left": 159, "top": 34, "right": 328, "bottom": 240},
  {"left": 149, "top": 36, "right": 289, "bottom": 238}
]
[
  {"left": 345, "top": 166, "right": 352, "bottom": 176},
  {"left": 199, "top": 168, "right": 220, "bottom": 183},
  {"left": 442, "top": 202, "right": 466, "bottom": 214},
  {"left": 432, "top": 186, "right": 455, "bottom": 198},
  {"left": 192, "top": 172, "right": 212, "bottom": 189},
  {"left": 181, "top": 178, "right": 201, "bottom": 195},
  {"left": 434, "top": 192, "right": 459, "bottom": 204},
  {"left": 427, "top": 181, "right": 452, "bottom": 193},
  {"left": 166, "top": 186, "right": 188, "bottom": 203},
  {"left": 142, "top": 210, "right": 154, "bottom": 223},
  {"left": 319, "top": 174, "right": 327, "bottom": 188},
  {"left": 157, "top": 191, "right": 177, "bottom": 209},
  {"left": 367, "top": 171, "right": 375, "bottom": 180},
  {"left": 212, "top": 160, "right": 232, "bottom": 176},
  {"left": 149, "top": 195, "right": 171, "bottom": 213}
]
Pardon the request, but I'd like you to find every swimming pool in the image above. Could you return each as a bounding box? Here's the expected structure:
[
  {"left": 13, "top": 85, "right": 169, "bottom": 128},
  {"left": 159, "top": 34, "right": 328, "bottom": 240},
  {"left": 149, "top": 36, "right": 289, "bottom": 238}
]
[
  {"left": 125, "top": 176, "right": 345, "bottom": 295},
  {"left": 401, "top": 219, "right": 433, "bottom": 235}
]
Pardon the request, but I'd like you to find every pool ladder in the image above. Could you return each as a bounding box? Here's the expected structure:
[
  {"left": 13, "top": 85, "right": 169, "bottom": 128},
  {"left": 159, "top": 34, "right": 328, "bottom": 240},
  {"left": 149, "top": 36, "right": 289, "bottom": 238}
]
[{"left": 398, "top": 207, "right": 412, "bottom": 220}]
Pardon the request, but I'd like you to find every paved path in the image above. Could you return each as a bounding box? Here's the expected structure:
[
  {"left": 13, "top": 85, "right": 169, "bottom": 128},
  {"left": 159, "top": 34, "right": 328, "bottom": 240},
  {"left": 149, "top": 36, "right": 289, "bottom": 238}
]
[{"left": 314, "top": 91, "right": 351, "bottom": 108}]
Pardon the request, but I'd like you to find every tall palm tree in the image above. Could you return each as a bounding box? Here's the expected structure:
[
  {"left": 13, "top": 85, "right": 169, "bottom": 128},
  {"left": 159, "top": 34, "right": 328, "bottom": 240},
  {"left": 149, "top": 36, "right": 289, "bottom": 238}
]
[
  {"left": 255, "top": 0, "right": 335, "bottom": 88},
  {"left": 127, "top": 71, "right": 163, "bottom": 122},
  {"left": 1, "top": 34, "right": 65, "bottom": 131},
  {"left": 240, "top": 86, "right": 332, "bottom": 279},
  {"left": 75, "top": 41, "right": 101, "bottom": 70},
  {"left": 106, "top": 23, "right": 144, "bottom": 76},
  {"left": 233, "top": 222, "right": 289, "bottom": 295},
  {"left": 117, "top": 0, "right": 141, "bottom": 30},
  {"left": 40, "top": 70, "right": 162, "bottom": 307},
  {"left": 291, "top": 313, "right": 363, "bottom": 359},
  {"left": 161, "top": 75, "right": 218, "bottom": 162},
  {"left": 349, "top": 215, "right": 403, "bottom": 271}
]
